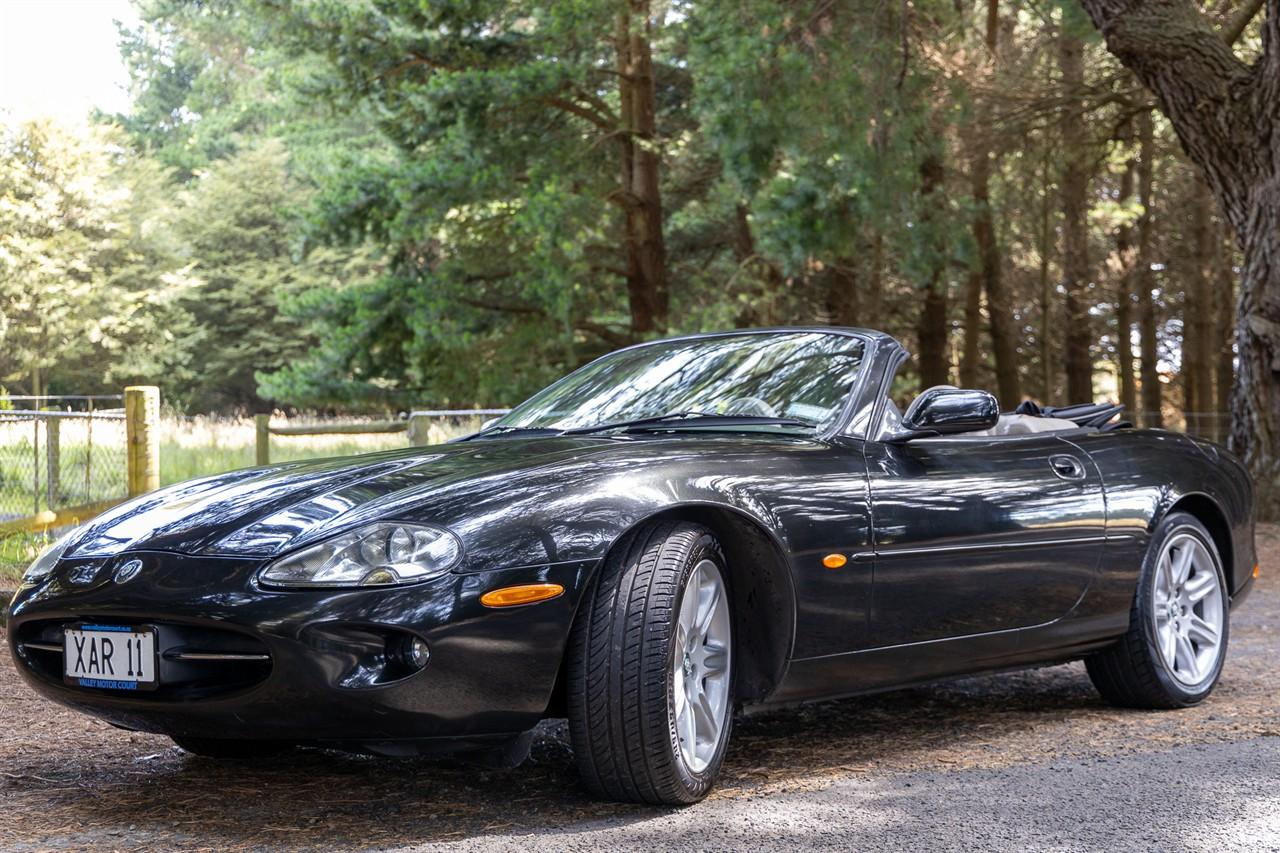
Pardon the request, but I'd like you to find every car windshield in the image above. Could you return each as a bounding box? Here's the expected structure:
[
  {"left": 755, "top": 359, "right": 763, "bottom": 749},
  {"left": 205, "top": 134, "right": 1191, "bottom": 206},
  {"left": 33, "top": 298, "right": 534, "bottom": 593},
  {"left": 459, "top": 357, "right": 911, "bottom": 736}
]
[{"left": 490, "top": 331, "right": 867, "bottom": 433}]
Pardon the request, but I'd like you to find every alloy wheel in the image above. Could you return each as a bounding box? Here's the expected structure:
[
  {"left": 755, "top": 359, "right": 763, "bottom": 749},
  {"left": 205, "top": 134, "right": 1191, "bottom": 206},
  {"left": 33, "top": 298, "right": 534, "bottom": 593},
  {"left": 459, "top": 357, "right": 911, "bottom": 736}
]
[
  {"left": 1152, "top": 532, "right": 1226, "bottom": 687},
  {"left": 671, "top": 558, "right": 732, "bottom": 773}
]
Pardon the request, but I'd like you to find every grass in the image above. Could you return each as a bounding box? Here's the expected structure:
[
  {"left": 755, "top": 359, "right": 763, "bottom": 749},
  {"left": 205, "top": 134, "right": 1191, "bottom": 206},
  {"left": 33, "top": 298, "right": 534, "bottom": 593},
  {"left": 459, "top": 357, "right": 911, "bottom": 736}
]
[
  {"left": 158, "top": 416, "right": 416, "bottom": 486},
  {"left": 0, "top": 531, "right": 51, "bottom": 586}
]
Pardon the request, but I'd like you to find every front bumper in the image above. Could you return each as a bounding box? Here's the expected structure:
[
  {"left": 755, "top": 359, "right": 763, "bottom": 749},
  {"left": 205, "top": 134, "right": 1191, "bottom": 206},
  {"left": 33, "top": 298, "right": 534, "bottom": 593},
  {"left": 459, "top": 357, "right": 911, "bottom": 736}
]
[{"left": 8, "top": 551, "right": 594, "bottom": 747}]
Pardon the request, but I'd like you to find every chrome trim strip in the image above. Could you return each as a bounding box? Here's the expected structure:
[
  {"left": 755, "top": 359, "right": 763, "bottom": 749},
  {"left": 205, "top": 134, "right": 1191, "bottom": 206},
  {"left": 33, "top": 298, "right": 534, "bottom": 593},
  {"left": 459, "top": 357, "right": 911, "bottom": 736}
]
[
  {"left": 874, "top": 534, "right": 1110, "bottom": 559},
  {"left": 164, "top": 651, "right": 271, "bottom": 662},
  {"left": 20, "top": 641, "right": 62, "bottom": 653}
]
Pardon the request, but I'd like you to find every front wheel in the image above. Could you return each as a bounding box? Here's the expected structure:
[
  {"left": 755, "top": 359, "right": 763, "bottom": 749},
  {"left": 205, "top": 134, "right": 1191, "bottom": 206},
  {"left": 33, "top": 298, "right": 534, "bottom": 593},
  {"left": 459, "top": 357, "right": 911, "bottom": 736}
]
[
  {"left": 567, "top": 521, "right": 734, "bottom": 805},
  {"left": 1087, "top": 511, "right": 1229, "bottom": 708}
]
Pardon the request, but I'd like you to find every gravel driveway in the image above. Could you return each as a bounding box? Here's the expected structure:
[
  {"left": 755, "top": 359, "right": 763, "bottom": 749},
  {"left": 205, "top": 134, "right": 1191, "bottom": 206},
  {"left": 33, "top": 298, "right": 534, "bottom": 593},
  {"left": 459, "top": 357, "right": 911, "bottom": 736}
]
[{"left": 3, "top": 526, "right": 1277, "bottom": 852}]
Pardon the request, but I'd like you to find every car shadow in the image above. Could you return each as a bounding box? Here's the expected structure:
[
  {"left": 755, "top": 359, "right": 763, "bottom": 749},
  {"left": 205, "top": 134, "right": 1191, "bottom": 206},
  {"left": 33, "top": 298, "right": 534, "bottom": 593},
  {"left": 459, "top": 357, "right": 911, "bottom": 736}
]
[{"left": 4, "top": 661, "right": 1121, "bottom": 849}]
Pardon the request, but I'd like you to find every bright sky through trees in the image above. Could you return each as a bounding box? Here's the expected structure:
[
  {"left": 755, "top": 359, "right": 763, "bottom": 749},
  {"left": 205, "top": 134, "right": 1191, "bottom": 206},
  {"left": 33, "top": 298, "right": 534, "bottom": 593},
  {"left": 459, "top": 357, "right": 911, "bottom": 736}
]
[{"left": 0, "top": 0, "right": 137, "bottom": 125}]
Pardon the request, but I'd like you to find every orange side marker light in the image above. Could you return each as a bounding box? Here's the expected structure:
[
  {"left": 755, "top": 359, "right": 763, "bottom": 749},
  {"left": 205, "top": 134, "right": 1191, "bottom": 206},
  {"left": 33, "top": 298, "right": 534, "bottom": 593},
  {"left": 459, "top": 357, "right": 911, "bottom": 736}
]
[
  {"left": 480, "top": 583, "right": 565, "bottom": 608},
  {"left": 1254, "top": 563, "right": 1261, "bottom": 580},
  {"left": 823, "top": 553, "right": 848, "bottom": 570}
]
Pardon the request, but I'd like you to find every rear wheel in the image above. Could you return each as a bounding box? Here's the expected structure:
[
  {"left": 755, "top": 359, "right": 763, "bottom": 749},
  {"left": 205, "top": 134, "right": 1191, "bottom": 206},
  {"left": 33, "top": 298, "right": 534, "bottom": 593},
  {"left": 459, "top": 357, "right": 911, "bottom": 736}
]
[
  {"left": 567, "top": 521, "right": 734, "bottom": 805},
  {"left": 1087, "top": 512, "right": 1229, "bottom": 708},
  {"left": 171, "top": 736, "right": 291, "bottom": 760}
]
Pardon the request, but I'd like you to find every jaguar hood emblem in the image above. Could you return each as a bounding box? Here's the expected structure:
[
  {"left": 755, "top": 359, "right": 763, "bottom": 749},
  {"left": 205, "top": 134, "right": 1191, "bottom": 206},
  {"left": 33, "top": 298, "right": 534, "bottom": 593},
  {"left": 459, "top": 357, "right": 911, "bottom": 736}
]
[{"left": 113, "top": 559, "right": 142, "bottom": 584}]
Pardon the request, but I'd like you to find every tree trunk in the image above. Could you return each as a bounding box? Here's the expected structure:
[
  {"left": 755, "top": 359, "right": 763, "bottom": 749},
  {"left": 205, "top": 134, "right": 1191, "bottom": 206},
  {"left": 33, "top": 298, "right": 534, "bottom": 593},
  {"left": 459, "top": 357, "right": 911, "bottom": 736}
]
[
  {"left": 868, "top": 232, "right": 885, "bottom": 330},
  {"left": 959, "top": 267, "right": 982, "bottom": 388},
  {"left": 1115, "top": 122, "right": 1138, "bottom": 415},
  {"left": 616, "top": 1, "right": 667, "bottom": 338},
  {"left": 1215, "top": 219, "right": 1236, "bottom": 443},
  {"left": 918, "top": 278, "right": 951, "bottom": 388},
  {"left": 1059, "top": 27, "right": 1094, "bottom": 403},
  {"left": 964, "top": 0, "right": 1021, "bottom": 406},
  {"left": 825, "top": 262, "right": 860, "bottom": 329},
  {"left": 1078, "top": 0, "right": 1280, "bottom": 515},
  {"left": 916, "top": 149, "right": 951, "bottom": 389},
  {"left": 1039, "top": 150, "right": 1056, "bottom": 403},
  {"left": 1136, "top": 109, "right": 1162, "bottom": 427},
  {"left": 1186, "top": 175, "right": 1217, "bottom": 435}
]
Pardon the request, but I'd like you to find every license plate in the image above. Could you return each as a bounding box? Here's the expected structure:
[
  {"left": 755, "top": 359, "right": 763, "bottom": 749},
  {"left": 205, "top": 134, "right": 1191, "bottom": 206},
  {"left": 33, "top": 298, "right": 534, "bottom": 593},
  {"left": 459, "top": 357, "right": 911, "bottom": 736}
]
[{"left": 64, "top": 625, "right": 158, "bottom": 690}]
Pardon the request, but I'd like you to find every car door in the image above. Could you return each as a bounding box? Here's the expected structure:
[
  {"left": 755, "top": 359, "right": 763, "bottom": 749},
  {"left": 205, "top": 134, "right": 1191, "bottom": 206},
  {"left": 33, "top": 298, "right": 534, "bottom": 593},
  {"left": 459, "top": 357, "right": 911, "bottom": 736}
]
[{"left": 861, "top": 432, "right": 1105, "bottom": 648}]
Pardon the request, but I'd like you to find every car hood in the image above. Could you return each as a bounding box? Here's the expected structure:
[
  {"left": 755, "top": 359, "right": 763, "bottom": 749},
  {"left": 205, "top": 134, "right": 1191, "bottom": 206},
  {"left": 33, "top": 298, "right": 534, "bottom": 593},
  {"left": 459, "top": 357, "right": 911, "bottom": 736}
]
[{"left": 65, "top": 436, "right": 649, "bottom": 560}]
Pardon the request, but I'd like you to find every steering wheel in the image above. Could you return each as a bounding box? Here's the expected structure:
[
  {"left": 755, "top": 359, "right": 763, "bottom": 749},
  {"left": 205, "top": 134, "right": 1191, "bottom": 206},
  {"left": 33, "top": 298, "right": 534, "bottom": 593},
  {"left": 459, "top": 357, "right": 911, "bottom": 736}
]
[{"left": 722, "top": 396, "right": 778, "bottom": 417}]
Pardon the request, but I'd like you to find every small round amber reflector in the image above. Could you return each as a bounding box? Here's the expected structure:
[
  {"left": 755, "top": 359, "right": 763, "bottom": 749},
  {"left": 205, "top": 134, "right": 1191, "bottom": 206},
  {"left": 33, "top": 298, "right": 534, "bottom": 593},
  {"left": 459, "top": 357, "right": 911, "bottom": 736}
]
[
  {"left": 480, "top": 583, "right": 565, "bottom": 608},
  {"left": 823, "top": 553, "right": 848, "bottom": 570}
]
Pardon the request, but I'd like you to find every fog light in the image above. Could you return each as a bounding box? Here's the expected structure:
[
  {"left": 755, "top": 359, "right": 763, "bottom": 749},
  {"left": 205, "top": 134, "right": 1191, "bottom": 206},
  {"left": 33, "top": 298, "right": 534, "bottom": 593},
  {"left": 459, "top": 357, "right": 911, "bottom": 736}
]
[{"left": 397, "top": 635, "right": 430, "bottom": 671}]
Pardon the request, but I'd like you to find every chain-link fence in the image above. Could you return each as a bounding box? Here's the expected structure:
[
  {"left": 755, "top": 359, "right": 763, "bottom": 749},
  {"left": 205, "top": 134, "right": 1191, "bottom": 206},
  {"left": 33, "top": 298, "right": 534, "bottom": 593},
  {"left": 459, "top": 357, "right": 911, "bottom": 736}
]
[{"left": 0, "top": 400, "right": 127, "bottom": 523}]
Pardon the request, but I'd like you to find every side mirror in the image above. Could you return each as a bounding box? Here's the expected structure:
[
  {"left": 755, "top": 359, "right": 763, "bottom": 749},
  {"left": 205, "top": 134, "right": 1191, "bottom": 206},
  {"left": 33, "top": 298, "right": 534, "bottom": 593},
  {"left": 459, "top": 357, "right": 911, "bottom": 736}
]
[{"left": 893, "top": 387, "right": 999, "bottom": 440}]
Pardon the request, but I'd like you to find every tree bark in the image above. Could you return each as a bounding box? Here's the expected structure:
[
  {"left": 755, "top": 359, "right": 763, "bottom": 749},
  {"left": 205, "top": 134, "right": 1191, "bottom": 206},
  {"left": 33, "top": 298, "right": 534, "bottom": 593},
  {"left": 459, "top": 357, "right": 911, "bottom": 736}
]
[
  {"left": 825, "top": 262, "right": 860, "bottom": 329},
  {"left": 868, "top": 232, "right": 885, "bottom": 331},
  {"left": 1215, "top": 219, "right": 1236, "bottom": 443},
  {"left": 1039, "top": 149, "right": 1056, "bottom": 402},
  {"left": 965, "top": 0, "right": 1021, "bottom": 406},
  {"left": 1078, "top": 0, "right": 1280, "bottom": 515},
  {"left": 616, "top": 1, "right": 668, "bottom": 338},
  {"left": 916, "top": 149, "right": 952, "bottom": 389},
  {"left": 1059, "top": 26, "right": 1094, "bottom": 403},
  {"left": 1115, "top": 121, "right": 1138, "bottom": 415},
  {"left": 1186, "top": 175, "right": 1217, "bottom": 434},
  {"left": 1136, "top": 108, "right": 1162, "bottom": 426},
  {"left": 959, "top": 266, "right": 982, "bottom": 388}
]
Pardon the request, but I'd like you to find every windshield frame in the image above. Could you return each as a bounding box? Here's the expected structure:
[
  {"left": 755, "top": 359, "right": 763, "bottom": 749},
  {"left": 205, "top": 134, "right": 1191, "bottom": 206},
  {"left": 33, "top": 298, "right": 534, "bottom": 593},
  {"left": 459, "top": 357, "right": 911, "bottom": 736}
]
[{"left": 483, "top": 327, "right": 886, "bottom": 440}]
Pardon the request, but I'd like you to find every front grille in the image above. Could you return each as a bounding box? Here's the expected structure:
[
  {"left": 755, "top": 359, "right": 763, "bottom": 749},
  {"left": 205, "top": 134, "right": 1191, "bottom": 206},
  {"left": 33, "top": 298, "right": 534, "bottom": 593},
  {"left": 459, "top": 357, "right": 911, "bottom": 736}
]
[{"left": 14, "top": 619, "right": 273, "bottom": 700}]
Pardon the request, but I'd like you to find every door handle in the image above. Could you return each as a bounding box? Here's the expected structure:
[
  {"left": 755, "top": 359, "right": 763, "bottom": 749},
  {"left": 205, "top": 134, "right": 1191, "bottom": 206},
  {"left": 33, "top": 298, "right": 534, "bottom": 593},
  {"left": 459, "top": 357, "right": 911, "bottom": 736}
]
[{"left": 1049, "top": 454, "right": 1086, "bottom": 481}]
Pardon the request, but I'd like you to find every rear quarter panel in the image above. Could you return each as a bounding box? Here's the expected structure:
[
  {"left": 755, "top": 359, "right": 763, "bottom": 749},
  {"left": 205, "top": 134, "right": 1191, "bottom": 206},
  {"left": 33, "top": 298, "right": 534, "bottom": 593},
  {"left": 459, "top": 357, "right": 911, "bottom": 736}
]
[{"left": 1070, "top": 429, "right": 1255, "bottom": 607}]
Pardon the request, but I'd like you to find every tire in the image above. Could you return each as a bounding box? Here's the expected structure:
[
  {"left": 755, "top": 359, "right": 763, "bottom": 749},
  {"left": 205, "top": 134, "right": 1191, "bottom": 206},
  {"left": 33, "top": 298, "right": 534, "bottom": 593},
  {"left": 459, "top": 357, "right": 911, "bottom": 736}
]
[
  {"left": 567, "top": 521, "right": 735, "bottom": 805},
  {"left": 1086, "top": 511, "right": 1230, "bottom": 709},
  {"left": 171, "top": 736, "right": 291, "bottom": 759}
]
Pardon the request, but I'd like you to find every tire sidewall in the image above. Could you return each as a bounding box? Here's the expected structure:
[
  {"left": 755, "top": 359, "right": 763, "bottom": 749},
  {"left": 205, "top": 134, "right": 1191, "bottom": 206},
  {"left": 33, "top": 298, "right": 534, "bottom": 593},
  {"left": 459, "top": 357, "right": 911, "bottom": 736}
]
[
  {"left": 665, "top": 533, "right": 734, "bottom": 798},
  {"left": 1138, "top": 513, "right": 1229, "bottom": 704}
]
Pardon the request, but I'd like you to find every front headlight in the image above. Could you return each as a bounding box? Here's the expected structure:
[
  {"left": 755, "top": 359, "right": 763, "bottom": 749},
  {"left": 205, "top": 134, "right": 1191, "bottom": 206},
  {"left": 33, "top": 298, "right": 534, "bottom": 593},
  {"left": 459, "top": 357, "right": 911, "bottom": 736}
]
[
  {"left": 21, "top": 525, "right": 84, "bottom": 586},
  {"left": 258, "top": 522, "right": 463, "bottom": 589}
]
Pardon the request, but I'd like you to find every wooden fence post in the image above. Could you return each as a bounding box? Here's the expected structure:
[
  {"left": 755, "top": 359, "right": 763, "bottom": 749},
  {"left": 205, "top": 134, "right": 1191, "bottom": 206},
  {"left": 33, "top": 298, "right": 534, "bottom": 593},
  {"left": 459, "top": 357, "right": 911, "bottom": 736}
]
[
  {"left": 46, "top": 416, "right": 60, "bottom": 506},
  {"left": 125, "top": 386, "right": 160, "bottom": 496},
  {"left": 407, "top": 413, "right": 430, "bottom": 447},
  {"left": 255, "top": 414, "right": 271, "bottom": 465}
]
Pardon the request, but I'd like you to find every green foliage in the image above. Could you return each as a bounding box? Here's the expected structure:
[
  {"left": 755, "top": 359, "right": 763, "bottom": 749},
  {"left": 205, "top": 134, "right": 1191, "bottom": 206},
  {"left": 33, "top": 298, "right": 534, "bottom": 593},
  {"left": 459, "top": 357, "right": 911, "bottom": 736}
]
[
  {"left": 169, "top": 139, "right": 376, "bottom": 410},
  {"left": 5, "top": 0, "right": 1221, "bottom": 419},
  {"left": 0, "top": 120, "right": 197, "bottom": 397}
]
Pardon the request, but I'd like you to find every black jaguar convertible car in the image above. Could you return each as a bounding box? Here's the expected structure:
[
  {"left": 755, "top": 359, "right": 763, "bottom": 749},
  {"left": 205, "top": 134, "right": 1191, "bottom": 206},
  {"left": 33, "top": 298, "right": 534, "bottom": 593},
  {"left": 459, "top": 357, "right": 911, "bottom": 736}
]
[{"left": 9, "top": 328, "right": 1257, "bottom": 804}]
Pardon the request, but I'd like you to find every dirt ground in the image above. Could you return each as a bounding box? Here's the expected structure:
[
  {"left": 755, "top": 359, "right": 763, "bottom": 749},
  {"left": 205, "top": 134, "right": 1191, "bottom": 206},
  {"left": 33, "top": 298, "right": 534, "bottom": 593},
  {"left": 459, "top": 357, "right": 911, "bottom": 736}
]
[{"left": 2, "top": 527, "right": 1277, "bottom": 851}]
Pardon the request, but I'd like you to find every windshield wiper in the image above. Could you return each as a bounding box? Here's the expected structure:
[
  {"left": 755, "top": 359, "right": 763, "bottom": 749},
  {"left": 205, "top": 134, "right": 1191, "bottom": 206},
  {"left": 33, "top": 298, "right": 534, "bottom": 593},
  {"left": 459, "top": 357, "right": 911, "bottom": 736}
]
[
  {"left": 458, "top": 426, "right": 563, "bottom": 442},
  {"left": 562, "top": 412, "right": 815, "bottom": 436}
]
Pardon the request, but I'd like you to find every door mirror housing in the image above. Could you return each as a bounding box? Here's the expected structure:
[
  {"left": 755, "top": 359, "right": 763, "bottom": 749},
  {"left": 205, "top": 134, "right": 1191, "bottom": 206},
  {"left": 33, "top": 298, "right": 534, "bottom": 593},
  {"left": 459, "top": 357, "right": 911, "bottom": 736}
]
[{"left": 892, "top": 387, "right": 999, "bottom": 440}]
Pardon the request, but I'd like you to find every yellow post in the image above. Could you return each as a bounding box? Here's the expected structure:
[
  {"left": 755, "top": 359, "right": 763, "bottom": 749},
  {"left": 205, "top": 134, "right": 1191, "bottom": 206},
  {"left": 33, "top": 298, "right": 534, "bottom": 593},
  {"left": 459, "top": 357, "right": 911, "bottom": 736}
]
[
  {"left": 46, "top": 416, "right": 60, "bottom": 505},
  {"left": 255, "top": 414, "right": 271, "bottom": 465},
  {"left": 124, "top": 386, "right": 160, "bottom": 496}
]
